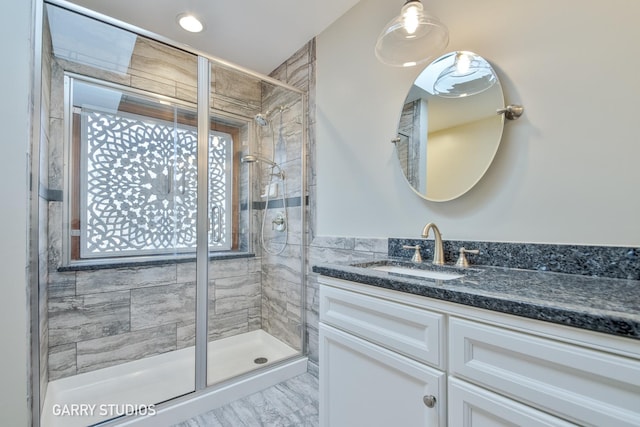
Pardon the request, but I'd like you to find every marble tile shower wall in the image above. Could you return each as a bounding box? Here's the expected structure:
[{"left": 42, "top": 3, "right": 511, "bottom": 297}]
[
  {"left": 265, "top": 39, "right": 388, "bottom": 368},
  {"left": 48, "top": 259, "right": 262, "bottom": 379},
  {"left": 254, "top": 41, "right": 316, "bottom": 351},
  {"left": 45, "top": 31, "right": 267, "bottom": 380}
]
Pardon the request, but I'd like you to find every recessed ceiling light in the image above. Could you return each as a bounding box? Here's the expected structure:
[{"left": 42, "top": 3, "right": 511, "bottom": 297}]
[{"left": 177, "top": 13, "right": 204, "bottom": 33}]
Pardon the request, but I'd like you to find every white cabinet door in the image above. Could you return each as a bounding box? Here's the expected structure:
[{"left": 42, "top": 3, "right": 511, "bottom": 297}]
[
  {"left": 320, "top": 323, "right": 445, "bottom": 427},
  {"left": 448, "top": 377, "right": 577, "bottom": 427}
]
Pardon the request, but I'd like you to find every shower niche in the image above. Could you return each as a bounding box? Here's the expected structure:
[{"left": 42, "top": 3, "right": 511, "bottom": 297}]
[{"left": 37, "top": 3, "right": 307, "bottom": 426}]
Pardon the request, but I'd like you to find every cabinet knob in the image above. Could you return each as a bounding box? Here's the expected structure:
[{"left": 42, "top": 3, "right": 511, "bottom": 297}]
[{"left": 423, "top": 395, "right": 437, "bottom": 408}]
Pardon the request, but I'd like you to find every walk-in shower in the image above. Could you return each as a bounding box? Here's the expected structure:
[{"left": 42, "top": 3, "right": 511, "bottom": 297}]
[{"left": 33, "top": 2, "right": 307, "bottom": 426}]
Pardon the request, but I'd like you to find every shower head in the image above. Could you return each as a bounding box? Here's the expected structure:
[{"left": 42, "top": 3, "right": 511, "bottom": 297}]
[
  {"left": 254, "top": 104, "right": 290, "bottom": 127},
  {"left": 254, "top": 113, "right": 269, "bottom": 127}
]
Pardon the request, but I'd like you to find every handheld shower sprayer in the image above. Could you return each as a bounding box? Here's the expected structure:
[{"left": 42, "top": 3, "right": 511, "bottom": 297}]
[
  {"left": 242, "top": 152, "right": 288, "bottom": 255},
  {"left": 241, "top": 154, "right": 276, "bottom": 167},
  {"left": 241, "top": 154, "right": 284, "bottom": 179}
]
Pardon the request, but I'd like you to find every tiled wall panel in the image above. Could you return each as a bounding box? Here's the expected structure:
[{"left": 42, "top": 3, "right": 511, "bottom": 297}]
[{"left": 76, "top": 324, "right": 177, "bottom": 373}]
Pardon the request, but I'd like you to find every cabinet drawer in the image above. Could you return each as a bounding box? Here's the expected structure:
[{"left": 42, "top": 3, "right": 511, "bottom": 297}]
[
  {"left": 450, "top": 317, "right": 640, "bottom": 427},
  {"left": 320, "top": 285, "right": 444, "bottom": 367},
  {"left": 449, "top": 377, "right": 577, "bottom": 426}
]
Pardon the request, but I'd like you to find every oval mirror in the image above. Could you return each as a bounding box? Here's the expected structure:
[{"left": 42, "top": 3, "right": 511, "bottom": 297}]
[{"left": 395, "top": 51, "right": 504, "bottom": 202}]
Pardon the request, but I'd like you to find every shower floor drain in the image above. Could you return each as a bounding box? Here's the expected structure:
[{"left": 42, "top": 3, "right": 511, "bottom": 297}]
[{"left": 254, "top": 357, "right": 268, "bottom": 365}]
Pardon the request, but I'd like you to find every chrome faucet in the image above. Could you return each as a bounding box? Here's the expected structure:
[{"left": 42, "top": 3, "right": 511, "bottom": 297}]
[{"left": 421, "top": 222, "right": 444, "bottom": 265}]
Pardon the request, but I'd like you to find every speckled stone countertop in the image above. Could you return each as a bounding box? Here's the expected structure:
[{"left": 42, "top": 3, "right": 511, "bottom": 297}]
[{"left": 312, "top": 259, "right": 640, "bottom": 340}]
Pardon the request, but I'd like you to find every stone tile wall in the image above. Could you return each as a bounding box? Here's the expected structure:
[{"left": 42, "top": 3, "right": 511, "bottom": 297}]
[
  {"left": 264, "top": 38, "right": 393, "bottom": 367},
  {"left": 260, "top": 38, "right": 385, "bottom": 367},
  {"left": 48, "top": 258, "right": 262, "bottom": 380},
  {"left": 258, "top": 41, "right": 315, "bottom": 352}
]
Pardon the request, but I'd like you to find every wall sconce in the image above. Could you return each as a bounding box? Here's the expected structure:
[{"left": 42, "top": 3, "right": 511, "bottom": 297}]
[{"left": 375, "top": 0, "right": 449, "bottom": 67}]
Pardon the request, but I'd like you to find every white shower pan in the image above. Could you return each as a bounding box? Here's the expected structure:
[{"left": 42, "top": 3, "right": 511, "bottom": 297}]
[{"left": 41, "top": 329, "right": 302, "bottom": 427}]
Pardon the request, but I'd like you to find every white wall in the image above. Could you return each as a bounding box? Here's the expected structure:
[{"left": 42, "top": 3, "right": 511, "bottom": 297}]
[
  {"left": 316, "top": 0, "right": 640, "bottom": 246},
  {"left": 0, "top": 0, "right": 33, "bottom": 425}
]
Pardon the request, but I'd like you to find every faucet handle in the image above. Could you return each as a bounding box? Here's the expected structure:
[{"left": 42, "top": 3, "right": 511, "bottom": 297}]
[
  {"left": 402, "top": 245, "right": 423, "bottom": 263},
  {"left": 455, "top": 247, "right": 479, "bottom": 268}
]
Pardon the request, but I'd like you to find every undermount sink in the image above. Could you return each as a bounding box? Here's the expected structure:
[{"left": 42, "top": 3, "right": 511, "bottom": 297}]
[
  {"left": 349, "top": 260, "right": 475, "bottom": 282},
  {"left": 352, "top": 261, "right": 465, "bottom": 280},
  {"left": 370, "top": 265, "right": 464, "bottom": 281}
]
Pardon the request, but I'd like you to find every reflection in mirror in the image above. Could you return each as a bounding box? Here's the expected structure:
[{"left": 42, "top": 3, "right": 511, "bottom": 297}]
[
  {"left": 395, "top": 51, "right": 504, "bottom": 202},
  {"left": 432, "top": 51, "right": 497, "bottom": 98}
]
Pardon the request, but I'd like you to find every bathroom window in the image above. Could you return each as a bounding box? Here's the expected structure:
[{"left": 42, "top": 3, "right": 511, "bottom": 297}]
[{"left": 67, "top": 77, "right": 237, "bottom": 263}]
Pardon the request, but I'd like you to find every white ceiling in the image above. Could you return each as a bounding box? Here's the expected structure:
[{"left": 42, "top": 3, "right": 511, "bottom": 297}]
[{"left": 63, "top": 0, "right": 361, "bottom": 75}]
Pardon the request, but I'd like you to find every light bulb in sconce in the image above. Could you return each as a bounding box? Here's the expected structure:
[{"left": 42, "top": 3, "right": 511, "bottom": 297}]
[{"left": 375, "top": 0, "right": 449, "bottom": 67}]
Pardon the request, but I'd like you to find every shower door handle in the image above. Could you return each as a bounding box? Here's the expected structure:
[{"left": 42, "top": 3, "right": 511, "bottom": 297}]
[{"left": 211, "top": 205, "right": 222, "bottom": 243}]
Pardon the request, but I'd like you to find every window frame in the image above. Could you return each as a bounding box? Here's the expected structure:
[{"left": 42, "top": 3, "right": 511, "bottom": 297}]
[{"left": 63, "top": 73, "right": 245, "bottom": 267}]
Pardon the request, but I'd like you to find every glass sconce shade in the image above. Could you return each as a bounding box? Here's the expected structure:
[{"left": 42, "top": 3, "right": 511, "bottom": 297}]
[
  {"left": 433, "top": 51, "right": 497, "bottom": 98},
  {"left": 375, "top": 1, "right": 449, "bottom": 67}
]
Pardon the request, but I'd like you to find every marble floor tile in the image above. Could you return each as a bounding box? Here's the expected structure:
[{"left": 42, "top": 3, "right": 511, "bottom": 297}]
[{"left": 173, "top": 373, "right": 318, "bottom": 427}]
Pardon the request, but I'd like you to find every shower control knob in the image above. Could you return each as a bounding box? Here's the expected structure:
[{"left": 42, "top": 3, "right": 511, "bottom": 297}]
[
  {"left": 423, "top": 395, "right": 437, "bottom": 408},
  {"left": 272, "top": 212, "right": 286, "bottom": 232}
]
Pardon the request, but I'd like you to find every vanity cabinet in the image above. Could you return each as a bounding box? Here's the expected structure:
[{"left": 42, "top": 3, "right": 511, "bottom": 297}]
[{"left": 318, "top": 276, "right": 640, "bottom": 427}]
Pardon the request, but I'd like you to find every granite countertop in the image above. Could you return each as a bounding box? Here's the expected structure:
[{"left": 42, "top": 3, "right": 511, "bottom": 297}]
[{"left": 312, "top": 258, "right": 640, "bottom": 340}]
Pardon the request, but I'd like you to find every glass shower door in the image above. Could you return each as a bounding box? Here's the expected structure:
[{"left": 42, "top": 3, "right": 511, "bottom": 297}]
[
  {"left": 205, "top": 64, "right": 305, "bottom": 387},
  {"left": 43, "top": 4, "right": 199, "bottom": 426}
]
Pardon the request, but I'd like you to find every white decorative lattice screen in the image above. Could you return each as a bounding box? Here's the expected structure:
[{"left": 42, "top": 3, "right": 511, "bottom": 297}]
[{"left": 80, "top": 108, "right": 232, "bottom": 258}]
